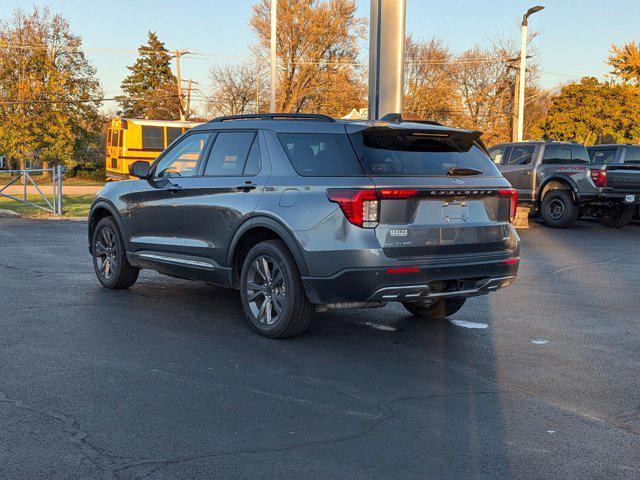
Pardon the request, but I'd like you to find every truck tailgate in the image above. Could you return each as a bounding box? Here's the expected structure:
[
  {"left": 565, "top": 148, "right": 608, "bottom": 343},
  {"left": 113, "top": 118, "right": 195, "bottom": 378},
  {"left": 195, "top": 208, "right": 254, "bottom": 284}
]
[{"left": 604, "top": 164, "right": 640, "bottom": 192}]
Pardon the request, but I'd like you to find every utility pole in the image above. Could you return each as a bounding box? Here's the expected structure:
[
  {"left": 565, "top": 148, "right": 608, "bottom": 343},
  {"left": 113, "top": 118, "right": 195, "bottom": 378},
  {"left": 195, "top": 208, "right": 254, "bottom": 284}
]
[
  {"left": 270, "top": 0, "right": 277, "bottom": 113},
  {"left": 368, "top": 0, "right": 407, "bottom": 121},
  {"left": 516, "top": 6, "right": 544, "bottom": 141},
  {"left": 172, "top": 49, "right": 192, "bottom": 121}
]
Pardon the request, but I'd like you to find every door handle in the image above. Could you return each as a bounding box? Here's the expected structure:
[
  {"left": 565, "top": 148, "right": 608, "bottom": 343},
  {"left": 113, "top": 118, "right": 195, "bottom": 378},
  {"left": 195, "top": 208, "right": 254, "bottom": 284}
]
[
  {"left": 521, "top": 171, "right": 531, "bottom": 175},
  {"left": 237, "top": 182, "right": 257, "bottom": 192}
]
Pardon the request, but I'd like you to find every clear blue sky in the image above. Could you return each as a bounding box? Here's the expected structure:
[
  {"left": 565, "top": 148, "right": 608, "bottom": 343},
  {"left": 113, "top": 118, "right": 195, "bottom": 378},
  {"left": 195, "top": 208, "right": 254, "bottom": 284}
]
[{"left": 4, "top": 0, "right": 640, "bottom": 112}]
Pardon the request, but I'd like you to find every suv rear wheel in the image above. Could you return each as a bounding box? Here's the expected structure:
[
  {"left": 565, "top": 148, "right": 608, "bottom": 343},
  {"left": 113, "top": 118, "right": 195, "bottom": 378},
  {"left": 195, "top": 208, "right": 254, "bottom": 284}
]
[
  {"left": 92, "top": 217, "right": 139, "bottom": 289},
  {"left": 541, "top": 190, "right": 579, "bottom": 228},
  {"left": 402, "top": 298, "right": 466, "bottom": 320},
  {"left": 240, "top": 240, "right": 314, "bottom": 338},
  {"left": 599, "top": 205, "right": 635, "bottom": 228}
]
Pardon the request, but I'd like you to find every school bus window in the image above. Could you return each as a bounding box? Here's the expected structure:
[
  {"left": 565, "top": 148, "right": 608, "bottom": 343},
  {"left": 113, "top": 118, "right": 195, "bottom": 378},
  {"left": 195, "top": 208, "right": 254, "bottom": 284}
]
[
  {"left": 107, "top": 129, "right": 112, "bottom": 146},
  {"left": 167, "top": 127, "right": 182, "bottom": 146},
  {"left": 111, "top": 130, "right": 119, "bottom": 148},
  {"left": 142, "top": 126, "right": 164, "bottom": 150}
]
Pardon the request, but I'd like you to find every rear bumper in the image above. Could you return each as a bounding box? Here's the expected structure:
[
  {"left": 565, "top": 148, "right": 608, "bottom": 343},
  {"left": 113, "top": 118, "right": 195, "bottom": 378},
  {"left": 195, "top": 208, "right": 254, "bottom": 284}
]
[
  {"left": 580, "top": 192, "right": 640, "bottom": 205},
  {"left": 301, "top": 257, "right": 519, "bottom": 304}
]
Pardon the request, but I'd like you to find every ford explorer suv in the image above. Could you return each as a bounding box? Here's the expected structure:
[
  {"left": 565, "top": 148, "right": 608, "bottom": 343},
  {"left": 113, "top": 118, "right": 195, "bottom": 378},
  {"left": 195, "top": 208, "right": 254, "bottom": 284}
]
[
  {"left": 489, "top": 141, "right": 640, "bottom": 228},
  {"left": 88, "top": 113, "right": 520, "bottom": 338}
]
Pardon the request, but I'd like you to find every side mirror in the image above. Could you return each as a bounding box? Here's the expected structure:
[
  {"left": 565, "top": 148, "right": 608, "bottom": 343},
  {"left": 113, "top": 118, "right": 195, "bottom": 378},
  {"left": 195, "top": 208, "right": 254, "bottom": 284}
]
[{"left": 129, "top": 161, "right": 151, "bottom": 179}]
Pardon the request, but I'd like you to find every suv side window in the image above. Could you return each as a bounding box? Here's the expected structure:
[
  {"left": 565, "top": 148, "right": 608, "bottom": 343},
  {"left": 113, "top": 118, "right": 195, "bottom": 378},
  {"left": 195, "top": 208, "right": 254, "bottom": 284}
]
[
  {"left": 507, "top": 145, "right": 535, "bottom": 165},
  {"left": 203, "top": 131, "right": 259, "bottom": 176},
  {"left": 278, "top": 133, "right": 362, "bottom": 176},
  {"left": 488, "top": 145, "right": 510, "bottom": 165},
  {"left": 588, "top": 148, "right": 617, "bottom": 165},
  {"left": 154, "top": 133, "right": 209, "bottom": 178},
  {"left": 624, "top": 146, "right": 640, "bottom": 164}
]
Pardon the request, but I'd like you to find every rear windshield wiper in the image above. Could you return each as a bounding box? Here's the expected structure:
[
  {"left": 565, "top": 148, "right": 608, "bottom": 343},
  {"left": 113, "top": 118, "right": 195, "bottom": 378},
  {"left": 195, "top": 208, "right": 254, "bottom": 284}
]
[{"left": 447, "top": 167, "right": 483, "bottom": 176}]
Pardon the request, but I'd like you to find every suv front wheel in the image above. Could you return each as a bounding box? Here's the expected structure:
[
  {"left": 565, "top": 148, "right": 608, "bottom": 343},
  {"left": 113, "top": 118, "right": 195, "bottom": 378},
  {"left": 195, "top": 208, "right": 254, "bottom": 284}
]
[
  {"left": 92, "top": 216, "right": 139, "bottom": 289},
  {"left": 240, "top": 240, "right": 314, "bottom": 338}
]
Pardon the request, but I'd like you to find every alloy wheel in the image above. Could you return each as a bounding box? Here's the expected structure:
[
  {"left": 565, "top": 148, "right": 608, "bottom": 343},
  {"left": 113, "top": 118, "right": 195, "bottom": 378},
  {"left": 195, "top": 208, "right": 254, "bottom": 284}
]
[
  {"left": 94, "top": 226, "right": 118, "bottom": 280},
  {"left": 245, "top": 255, "right": 286, "bottom": 326}
]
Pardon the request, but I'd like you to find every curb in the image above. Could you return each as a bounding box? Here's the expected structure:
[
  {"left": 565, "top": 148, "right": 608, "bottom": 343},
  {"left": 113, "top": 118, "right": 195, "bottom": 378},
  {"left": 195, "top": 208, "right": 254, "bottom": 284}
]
[{"left": 0, "top": 209, "right": 20, "bottom": 218}]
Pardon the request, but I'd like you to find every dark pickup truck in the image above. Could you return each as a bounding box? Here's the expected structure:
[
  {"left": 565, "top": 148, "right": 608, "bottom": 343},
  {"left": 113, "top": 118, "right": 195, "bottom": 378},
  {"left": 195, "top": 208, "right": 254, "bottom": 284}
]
[{"left": 489, "top": 141, "right": 640, "bottom": 228}]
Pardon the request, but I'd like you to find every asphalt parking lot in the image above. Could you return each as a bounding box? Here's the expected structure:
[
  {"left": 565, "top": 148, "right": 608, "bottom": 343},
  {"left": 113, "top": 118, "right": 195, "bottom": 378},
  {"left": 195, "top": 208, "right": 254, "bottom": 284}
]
[{"left": 0, "top": 217, "right": 639, "bottom": 480}]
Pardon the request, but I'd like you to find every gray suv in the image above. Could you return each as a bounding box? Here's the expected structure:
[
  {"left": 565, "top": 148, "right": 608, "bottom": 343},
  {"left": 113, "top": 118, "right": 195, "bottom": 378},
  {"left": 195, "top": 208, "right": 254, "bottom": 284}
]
[{"left": 88, "top": 114, "right": 520, "bottom": 338}]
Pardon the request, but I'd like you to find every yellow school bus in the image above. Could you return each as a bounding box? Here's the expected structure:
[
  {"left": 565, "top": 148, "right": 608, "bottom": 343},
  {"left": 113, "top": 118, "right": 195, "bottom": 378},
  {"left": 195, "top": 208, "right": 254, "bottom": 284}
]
[{"left": 105, "top": 118, "right": 202, "bottom": 180}]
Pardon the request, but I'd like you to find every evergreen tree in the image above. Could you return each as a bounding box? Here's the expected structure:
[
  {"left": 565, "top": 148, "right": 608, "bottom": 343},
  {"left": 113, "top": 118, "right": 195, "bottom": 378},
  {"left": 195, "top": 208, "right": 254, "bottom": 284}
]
[{"left": 118, "top": 32, "right": 181, "bottom": 119}]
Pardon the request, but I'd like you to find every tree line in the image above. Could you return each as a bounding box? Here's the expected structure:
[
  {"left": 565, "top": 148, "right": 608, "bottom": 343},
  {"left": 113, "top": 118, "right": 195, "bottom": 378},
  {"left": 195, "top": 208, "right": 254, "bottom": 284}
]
[{"left": 1, "top": 1, "right": 640, "bottom": 170}]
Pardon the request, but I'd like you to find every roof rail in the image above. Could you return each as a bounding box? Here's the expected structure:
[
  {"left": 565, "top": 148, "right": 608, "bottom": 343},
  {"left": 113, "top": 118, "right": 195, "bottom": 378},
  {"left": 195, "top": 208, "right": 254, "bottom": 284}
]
[
  {"left": 208, "top": 113, "right": 335, "bottom": 123},
  {"left": 379, "top": 113, "right": 443, "bottom": 126}
]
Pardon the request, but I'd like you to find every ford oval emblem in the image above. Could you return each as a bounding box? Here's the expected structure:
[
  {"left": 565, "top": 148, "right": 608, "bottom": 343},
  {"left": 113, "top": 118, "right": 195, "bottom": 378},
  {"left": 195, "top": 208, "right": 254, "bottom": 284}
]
[{"left": 451, "top": 179, "right": 466, "bottom": 185}]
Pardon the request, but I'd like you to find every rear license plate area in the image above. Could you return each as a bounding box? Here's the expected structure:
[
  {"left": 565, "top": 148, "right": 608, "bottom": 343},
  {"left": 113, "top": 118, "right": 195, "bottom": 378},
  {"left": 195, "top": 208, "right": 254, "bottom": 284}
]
[
  {"left": 625, "top": 194, "right": 635, "bottom": 203},
  {"left": 441, "top": 202, "right": 469, "bottom": 223}
]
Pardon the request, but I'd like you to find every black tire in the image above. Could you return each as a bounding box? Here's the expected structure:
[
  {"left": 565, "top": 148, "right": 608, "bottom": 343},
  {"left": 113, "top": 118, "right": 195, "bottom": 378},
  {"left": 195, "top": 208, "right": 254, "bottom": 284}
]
[
  {"left": 239, "top": 240, "right": 314, "bottom": 338},
  {"left": 92, "top": 217, "right": 139, "bottom": 289},
  {"left": 540, "top": 190, "right": 579, "bottom": 228},
  {"left": 402, "top": 298, "right": 466, "bottom": 320},
  {"left": 598, "top": 205, "right": 635, "bottom": 228}
]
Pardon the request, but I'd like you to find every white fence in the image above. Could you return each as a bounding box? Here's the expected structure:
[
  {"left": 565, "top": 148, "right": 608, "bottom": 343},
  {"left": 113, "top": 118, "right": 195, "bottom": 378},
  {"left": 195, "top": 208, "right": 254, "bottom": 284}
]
[{"left": 0, "top": 165, "right": 63, "bottom": 215}]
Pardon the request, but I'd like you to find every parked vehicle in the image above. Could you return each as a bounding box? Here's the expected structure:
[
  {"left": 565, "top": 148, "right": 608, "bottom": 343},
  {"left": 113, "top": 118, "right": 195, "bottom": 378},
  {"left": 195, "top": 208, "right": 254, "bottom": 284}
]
[
  {"left": 105, "top": 118, "right": 201, "bottom": 181},
  {"left": 489, "top": 141, "right": 640, "bottom": 228},
  {"left": 586, "top": 144, "right": 640, "bottom": 166},
  {"left": 89, "top": 113, "right": 520, "bottom": 338},
  {"left": 587, "top": 143, "right": 640, "bottom": 222}
]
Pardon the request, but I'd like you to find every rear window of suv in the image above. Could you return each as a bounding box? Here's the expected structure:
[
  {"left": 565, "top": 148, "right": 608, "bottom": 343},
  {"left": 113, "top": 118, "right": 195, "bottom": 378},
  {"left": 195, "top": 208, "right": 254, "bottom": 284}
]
[{"left": 349, "top": 129, "right": 500, "bottom": 176}]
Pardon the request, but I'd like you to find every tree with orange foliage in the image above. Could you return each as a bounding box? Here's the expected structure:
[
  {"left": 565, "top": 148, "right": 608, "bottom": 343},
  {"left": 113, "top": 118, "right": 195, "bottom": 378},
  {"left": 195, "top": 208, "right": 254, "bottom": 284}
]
[{"left": 250, "top": 0, "right": 365, "bottom": 116}]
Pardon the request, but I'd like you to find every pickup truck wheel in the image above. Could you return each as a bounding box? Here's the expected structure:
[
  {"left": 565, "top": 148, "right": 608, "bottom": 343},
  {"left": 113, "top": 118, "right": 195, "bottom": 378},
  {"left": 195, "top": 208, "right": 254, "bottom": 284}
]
[
  {"left": 240, "top": 240, "right": 314, "bottom": 338},
  {"left": 599, "top": 205, "right": 635, "bottom": 228},
  {"left": 541, "top": 190, "right": 579, "bottom": 228},
  {"left": 402, "top": 298, "right": 466, "bottom": 320}
]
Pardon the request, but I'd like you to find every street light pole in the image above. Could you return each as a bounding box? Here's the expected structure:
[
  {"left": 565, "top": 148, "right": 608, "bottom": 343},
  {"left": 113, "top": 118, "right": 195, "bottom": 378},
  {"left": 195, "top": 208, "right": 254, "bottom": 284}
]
[
  {"left": 516, "top": 5, "right": 544, "bottom": 142},
  {"left": 270, "top": 0, "right": 277, "bottom": 113}
]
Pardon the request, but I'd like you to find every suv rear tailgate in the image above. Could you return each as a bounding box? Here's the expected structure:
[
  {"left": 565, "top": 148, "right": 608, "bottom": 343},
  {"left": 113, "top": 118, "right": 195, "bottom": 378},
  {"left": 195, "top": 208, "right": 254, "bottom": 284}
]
[{"left": 369, "top": 179, "right": 517, "bottom": 259}]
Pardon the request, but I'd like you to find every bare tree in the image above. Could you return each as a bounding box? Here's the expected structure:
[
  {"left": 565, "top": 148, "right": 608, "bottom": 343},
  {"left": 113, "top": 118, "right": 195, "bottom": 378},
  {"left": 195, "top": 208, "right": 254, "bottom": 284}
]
[{"left": 206, "top": 64, "right": 260, "bottom": 117}]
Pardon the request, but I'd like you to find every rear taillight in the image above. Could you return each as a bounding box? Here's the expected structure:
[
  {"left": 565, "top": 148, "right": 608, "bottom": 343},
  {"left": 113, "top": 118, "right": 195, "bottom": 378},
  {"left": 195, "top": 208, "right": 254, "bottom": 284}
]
[
  {"left": 590, "top": 169, "right": 607, "bottom": 188},
  {"left": 499, "top": 188, "right": 518, "bottom": 223},
  {"left": 378, "top": 189, "right": 418, "bottom": 199},
  {"left": 327, "top": 189, "right": 380, "bottom": 227}
]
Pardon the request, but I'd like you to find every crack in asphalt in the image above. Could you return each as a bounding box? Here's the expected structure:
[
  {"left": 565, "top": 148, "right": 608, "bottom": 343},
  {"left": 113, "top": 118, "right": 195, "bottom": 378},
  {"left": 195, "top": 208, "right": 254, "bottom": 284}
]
[
  {"left": 0, "top": 384, "right": 497, "bottom": 480},
  {"left": 552, "top": 250, "right": 640, "bottom": 276},
  {"left": 113, "top": 390, "right": 500, "bottom": 480}
]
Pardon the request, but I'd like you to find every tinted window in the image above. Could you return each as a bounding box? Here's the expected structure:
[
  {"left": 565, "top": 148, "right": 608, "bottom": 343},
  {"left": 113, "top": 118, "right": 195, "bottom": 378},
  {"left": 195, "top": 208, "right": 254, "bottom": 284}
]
[
  {"left": 142, "top": 126, "right": 164, "bottom": 150},
  {"left": 351, "top": 130, "right": 500, "bottom": 176},
  {"left": 542, "top": 144, "right": 589, "bottom": 164},
  {"left": 167, "top": 127, "right": 182, "bottom": 145},
  {"left": 278, "top": 133, "right": 362, "bottom": 176},
  {"left": 243, "top": 138, "right": 262, "bottom": 176},
  {"left": 488, "top": 145, "right": 510, "bottom": 165},
  {"left": 204, "top": 131, "right": 256, "bottom": 176},
  {"left": 624, "top": 146, "right": 640, "bottom": 164},
  {"left": 508, "top": 145, "right": 535, "bottom": 165},
  {"left": 588, "top": 148, "right": 617, "bottom": 165},
  {"left": 154, "top": 133, "right": 209, "bottom": 178}
]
